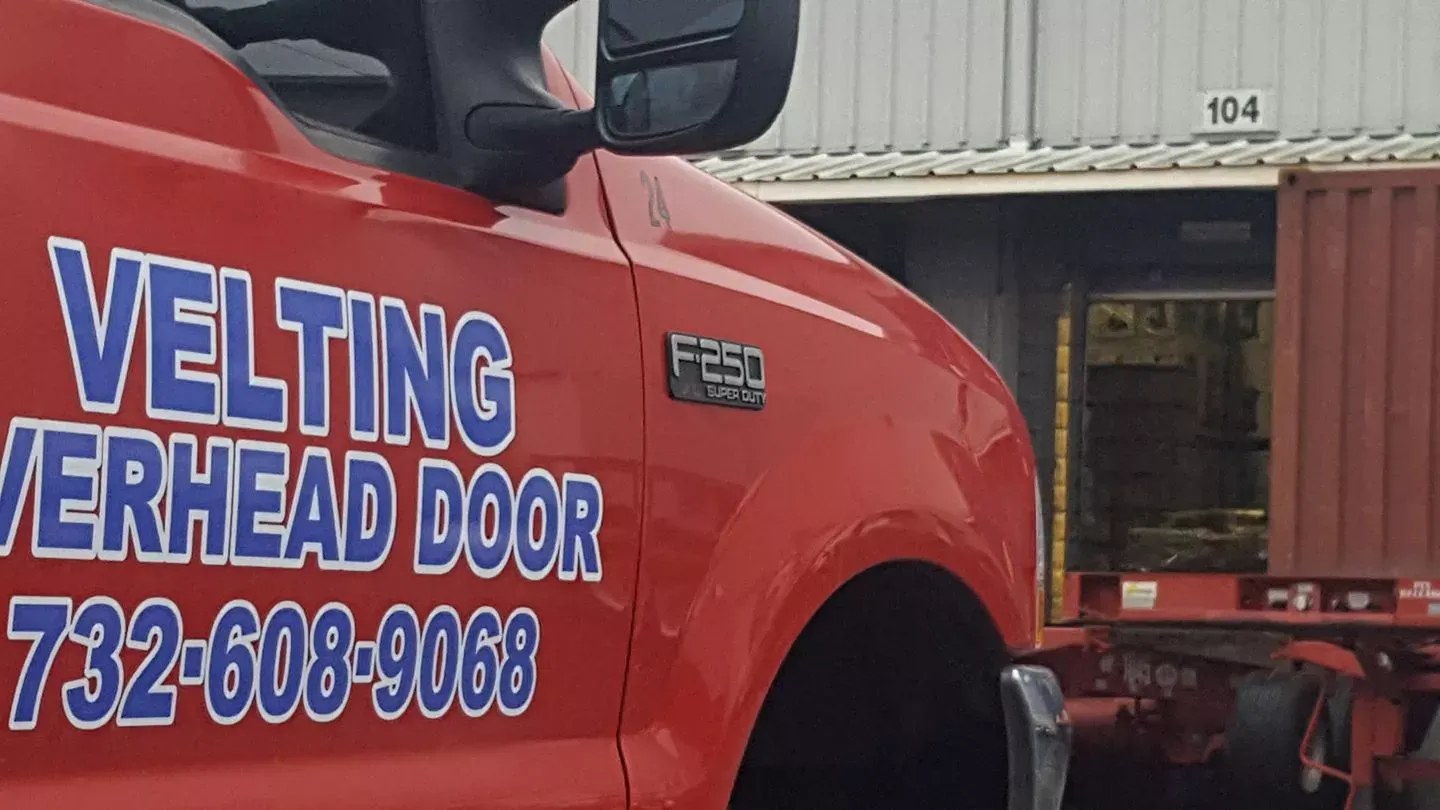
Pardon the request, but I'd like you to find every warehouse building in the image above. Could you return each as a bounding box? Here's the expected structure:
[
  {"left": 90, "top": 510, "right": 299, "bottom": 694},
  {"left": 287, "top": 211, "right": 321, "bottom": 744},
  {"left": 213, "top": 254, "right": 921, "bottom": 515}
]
[{"left": 547, "top": 0, "right": 1440, "bottom": 606}]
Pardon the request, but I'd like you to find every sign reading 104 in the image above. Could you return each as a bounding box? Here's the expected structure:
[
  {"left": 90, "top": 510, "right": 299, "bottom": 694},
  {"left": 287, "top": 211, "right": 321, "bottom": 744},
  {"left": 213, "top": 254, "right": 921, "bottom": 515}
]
[{"left": 1197, "top": 89, "right": 1272, "bottom": 135}]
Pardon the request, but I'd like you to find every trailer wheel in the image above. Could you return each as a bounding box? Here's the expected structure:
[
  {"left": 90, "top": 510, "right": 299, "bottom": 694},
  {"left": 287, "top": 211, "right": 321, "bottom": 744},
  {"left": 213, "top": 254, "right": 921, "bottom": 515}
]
[{"left": 1224, "top": 672, "right": 1348, "bottom": 810}]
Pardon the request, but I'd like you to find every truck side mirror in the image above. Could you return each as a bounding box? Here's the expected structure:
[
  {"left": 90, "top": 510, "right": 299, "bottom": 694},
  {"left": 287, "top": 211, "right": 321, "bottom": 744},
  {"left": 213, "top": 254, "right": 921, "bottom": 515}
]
[
  {"left": 439, "top": 0, "right": 799, "bottom": 213},
  {"left": 593, "top": 0, "right": 801, "bottom": 156}
]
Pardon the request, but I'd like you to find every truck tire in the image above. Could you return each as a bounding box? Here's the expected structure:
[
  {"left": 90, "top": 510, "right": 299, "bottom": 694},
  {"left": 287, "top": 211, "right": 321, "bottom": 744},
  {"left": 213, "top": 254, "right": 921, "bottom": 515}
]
[{"left": 1224, "top": 672, "right": 1348, "bottom": 810}]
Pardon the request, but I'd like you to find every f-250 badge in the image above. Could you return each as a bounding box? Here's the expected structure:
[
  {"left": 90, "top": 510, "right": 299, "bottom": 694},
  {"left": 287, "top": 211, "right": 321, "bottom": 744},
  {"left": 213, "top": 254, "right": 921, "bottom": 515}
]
[{"left": 665, "top": 332, "right": 766, "bottom": 410}]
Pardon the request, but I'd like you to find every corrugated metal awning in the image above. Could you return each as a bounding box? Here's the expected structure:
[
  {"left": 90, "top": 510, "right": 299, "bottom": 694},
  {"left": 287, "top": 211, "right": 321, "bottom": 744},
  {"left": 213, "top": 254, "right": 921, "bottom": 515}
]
[{"left": 690, "top": 134, "right": 1440, "bottom": 203}]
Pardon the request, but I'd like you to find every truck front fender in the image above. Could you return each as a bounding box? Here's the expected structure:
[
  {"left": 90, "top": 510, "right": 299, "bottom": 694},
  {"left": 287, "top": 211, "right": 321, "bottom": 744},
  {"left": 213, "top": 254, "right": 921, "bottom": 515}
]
[{"left": 621, "top": 417, "right": 1037, "bottom": 809}]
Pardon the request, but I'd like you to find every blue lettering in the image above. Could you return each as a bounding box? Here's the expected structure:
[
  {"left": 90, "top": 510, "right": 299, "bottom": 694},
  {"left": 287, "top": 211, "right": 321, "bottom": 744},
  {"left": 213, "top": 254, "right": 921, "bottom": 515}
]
[
  {"left": 34, "top": 423, "right": 101, "bottom": 559},
  {"left": 220, "top": 270, "right": 286, "bottom": 430},
  {"left": 231, "top": 441, "right": 288, "bottom": 566},
  {"left": 48, "top": 238, "right": 144, "bottom": 414},
  {"left": 342, "top": 452, "right": 395, "bottom": 571},
  {"left": 0, "top": 420, "right": 39, "bottom": 556},
  {"left": 514, "top": 470, "right": 559, "bottom": 581},
  {"left": 118, "top": 598, "right": 183, "bottom": 727},
  {"left": 413, "top": 460, "right": 463, "bottom": 574},
  {"left": 277, "top": 281, "right": 346, "bottom": 437},
  {"left": 145, "top": 258, "right": 219, "bottom": 424},
  {"left": 450, "top": 313, "right": 515, "bottom": 456},
  {"left": 464, "top": 464, "right": 513, "bottom": 578},
  {"left": 99, "top": 428, "right": 167, "bottom": 562},
  {"left": 205, "top": 600, "right": 260, "bottom": 724},
  {"left": 416, "top": 607, "right": 461, "bottom": 718},
  {"left": 169, "top": 435, "right": 233, "bottom": 564},
  {"left": 382, "top": 299, "right": 449, "bottom": 449},
  {"left": 372, "top": 606, "right": 419, "bottom": 719},
  {"left": 497, "top": 608, "right": 539, "bottom": 716},
  {"left": 283, "top": 448, "right": 341, "bottom": 568},
  {"left": 348, "top": 293, "right": 379, "bottom": 442},
  {"left": 303, "top": 603, "right": 354, "bottom": 722},
  {"left": 559, "top": 474, "right": 604, "bottom": 582},
  {"left": 63, "top": 597, "right": 125, "bottom": 728},
  {"left": 256, "top": 602, "right": 307, "bottom": 723}
]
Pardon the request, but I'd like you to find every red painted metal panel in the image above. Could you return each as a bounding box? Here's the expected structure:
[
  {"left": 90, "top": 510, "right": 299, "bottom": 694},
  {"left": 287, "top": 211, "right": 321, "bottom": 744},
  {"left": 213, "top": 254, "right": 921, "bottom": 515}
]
[{"left": 1271, "top": 168, "right": 1440, "bottom": 578}]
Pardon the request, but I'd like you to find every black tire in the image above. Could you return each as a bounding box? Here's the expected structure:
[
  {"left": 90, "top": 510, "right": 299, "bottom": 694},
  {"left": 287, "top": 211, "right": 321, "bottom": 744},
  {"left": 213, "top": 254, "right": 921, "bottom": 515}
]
[{"left": 1224, "top": 672, "right": 1349, "bottom": 810}]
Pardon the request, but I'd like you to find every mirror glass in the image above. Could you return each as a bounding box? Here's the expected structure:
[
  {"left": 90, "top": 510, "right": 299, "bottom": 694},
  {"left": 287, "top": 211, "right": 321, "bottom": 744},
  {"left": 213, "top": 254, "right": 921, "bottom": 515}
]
[
  {"left": 602, "top": 60, "right": 738, "bottom": 139},
  {"left": 603, "top": 0, "right": 744, "bottom": 52}
]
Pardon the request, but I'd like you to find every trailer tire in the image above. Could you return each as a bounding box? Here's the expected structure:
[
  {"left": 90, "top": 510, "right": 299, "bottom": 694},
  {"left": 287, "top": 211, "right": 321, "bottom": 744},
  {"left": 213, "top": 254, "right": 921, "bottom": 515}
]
[{"left": 1224, "top": 672, "right": 1347, "bottom": 810}]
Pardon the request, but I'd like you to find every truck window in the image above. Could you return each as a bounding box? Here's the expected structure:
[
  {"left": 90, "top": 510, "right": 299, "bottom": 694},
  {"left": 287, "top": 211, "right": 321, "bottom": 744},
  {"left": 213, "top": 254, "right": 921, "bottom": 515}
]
[{"left": 175, "top": 0, "right": 438, "bottom": 153}]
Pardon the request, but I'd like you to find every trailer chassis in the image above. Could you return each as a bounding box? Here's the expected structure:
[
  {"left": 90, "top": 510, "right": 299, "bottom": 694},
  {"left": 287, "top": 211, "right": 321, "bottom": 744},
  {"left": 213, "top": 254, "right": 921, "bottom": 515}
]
[{"left": 1027, "top": 572, "right": 1440, "bottom": 809}]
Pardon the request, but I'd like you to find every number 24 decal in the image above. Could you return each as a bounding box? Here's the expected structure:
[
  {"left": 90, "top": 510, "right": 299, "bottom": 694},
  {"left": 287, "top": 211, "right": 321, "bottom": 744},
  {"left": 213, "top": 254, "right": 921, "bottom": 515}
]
[{"left": 641, "top": 172, "right": 671, "bottom": 229}]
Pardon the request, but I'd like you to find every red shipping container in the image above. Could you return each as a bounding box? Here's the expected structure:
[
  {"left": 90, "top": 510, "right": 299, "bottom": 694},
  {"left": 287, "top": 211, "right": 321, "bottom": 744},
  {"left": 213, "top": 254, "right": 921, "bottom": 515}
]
[{"left": 1271, "top": 167, "right": 1440, "bottom": 578}]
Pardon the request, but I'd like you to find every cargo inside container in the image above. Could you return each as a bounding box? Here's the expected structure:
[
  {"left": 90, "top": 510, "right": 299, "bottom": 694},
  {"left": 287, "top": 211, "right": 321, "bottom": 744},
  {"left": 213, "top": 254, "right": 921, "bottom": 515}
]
[{"left": 1070, "top": 295, "right": 1275, "bottom": 576}]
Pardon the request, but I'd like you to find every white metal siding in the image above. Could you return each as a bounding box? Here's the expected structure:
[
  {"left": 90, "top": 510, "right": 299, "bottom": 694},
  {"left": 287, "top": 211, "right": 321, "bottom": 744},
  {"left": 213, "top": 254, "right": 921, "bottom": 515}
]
[
  {"left": 1035, "top": 0, "right": 1440, "bottom": 147},
  {"left": 550, "top": 0, "right": 1440, "bottom": 162},
  {"left": 544, "top": 0, "right": 600, "bottom": 98},
  {"left": 760, "top": 0, "right": 1011, "bottom": 154},
  {"left": 545, "top": 0, "right": 1012, "bottom": 155}
]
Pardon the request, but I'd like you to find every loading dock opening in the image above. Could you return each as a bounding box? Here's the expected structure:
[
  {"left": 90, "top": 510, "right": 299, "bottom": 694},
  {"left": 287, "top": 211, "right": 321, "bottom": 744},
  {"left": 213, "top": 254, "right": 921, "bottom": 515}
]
[
  {"left": 1070, "top": 293, "right": 1275, "bottom": 579},
  {"left": 1027, "top": 169, "right": 1440, "bottom": 810}
]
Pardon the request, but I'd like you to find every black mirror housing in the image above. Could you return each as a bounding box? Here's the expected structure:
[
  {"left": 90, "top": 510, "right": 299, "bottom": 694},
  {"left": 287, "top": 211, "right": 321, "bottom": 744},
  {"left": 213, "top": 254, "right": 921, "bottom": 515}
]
[
  {"left": 593, "top": 0, "right": 801, "bottom": 156},
  {"left": 431, "top": 0, "right": 798, "bottom": 213}
]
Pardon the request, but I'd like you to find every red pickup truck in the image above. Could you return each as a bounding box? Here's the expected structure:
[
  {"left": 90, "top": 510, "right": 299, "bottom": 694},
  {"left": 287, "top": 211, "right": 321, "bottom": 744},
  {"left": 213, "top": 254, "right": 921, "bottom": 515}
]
[{"left": 0, "top": 0, "right": 1069, "bottom": 807}]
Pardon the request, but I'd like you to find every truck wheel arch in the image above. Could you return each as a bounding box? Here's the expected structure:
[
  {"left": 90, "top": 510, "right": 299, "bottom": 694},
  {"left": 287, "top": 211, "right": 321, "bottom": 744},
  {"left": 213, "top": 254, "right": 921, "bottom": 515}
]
[
  {"left": 727, "top": 557, "right": 1014, "bottom": 808},
  {"left": 621, "top": 506, "right": 1026, "bottom": 810}
]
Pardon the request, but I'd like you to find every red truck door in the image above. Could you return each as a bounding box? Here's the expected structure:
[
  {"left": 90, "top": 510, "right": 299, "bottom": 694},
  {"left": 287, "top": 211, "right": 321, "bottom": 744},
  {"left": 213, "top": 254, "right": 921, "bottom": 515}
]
[{"left": 0, "top": 1, "right": 642, "bottom": 807}]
